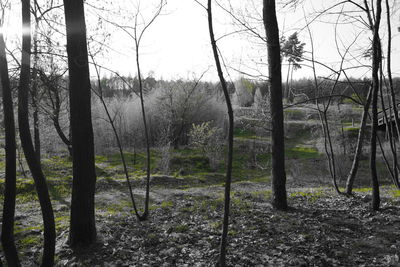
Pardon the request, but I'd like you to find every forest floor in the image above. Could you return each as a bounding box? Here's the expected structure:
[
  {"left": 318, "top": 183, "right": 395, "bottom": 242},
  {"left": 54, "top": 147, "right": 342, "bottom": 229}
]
[
  {"left": 3, "top": 174, "right": 400, "bottom": 267},
  {"left": 1, "top": 106, "right": 399, "bottom": 266}
]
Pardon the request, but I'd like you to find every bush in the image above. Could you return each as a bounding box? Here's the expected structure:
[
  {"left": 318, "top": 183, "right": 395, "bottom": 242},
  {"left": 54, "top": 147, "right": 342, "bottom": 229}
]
[{"left": 189, "top": 122, "right": 224, "bottom": 170}]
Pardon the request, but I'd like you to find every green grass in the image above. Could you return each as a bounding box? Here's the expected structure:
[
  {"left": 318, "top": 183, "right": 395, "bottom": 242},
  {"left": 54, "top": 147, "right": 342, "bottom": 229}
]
[
  {"left": 289, "top": 190, "right": 324, "bottom": 203},
  {"left": 234, "top": 128, "right": 257, "bottom": 139},
  {"left": 286, "top": 146, "right": 320, "bottom": 159},
  {"left": 161, "top": 200, "right": 174, "bottom": 208},
  {"left": 390, "top": 189, "right": 400, "bottom": 198},
  {"left": 353, "top": 187, "right": 371, "bottom": 193}
]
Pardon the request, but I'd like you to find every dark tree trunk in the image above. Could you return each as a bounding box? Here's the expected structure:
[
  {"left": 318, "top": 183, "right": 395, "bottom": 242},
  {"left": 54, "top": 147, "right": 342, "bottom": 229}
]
[
  {"left": 207, "top": 1, "right": 234, "bottom": 266},
  {"left": 53, "top": 119, "right": 72, "bottom": 157},
  {"left": 18, "top": 1, "right": 55, "bottom": 265},
  {"left": 63, "top": 0, "right": 97, "bottom": 246},
  {"left": 31, "top": 23, "right": 40, "bottom": 162},
  {"left": 263, "top": 0, "right": 288, "bottom": 210},
  {"left": 345, "top": 85, "right": 372, "bottom": 194},
  {"left": 370, "top": 0, "right": 382, "bottom": 211},
  {"left": 0, "top": 31, "right": 20, "bottom": 267}
]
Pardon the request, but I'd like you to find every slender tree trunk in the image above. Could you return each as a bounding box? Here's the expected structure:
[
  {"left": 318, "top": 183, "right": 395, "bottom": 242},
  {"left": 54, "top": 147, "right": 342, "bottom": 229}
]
[
  {"left": 285, "top": 61, "right": 291, "bottom": 101},
  {"left": 263, "top": 0, "right": 288, "bottom": 210},
  {"left": 135, "top": 47, "right": 151, "bottom": 221},
  {"left": 91, "top": 59, "right": 142, "bottom": 220},
  {"left": 0, "top": 30, "right": 20, "bottom": 267},
  {"left": 345, "top": 85, "right": 372, "bottom": 194},
  {"left": 370, "top": 0, "right": 382, "bottom": 211},
  {"left": 33, "top": 105, "right": 40, "bottom": 160},
  {"left": 18, "top": 1, "right": 55, "bottom": 265},
  {"left": 53, "top": 118, "right": 72, "bottom": 156},
  {"left": 63, "top": 0, "right": 97, "bottom": 246},
  {"left": 207, "top": 1, "right": 234, "bottom": 266}
]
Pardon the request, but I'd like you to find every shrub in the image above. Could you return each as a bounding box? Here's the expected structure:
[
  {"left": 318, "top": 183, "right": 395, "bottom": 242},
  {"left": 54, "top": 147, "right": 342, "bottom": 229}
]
[{"left": 189, "top": 122, "right": 223, "bottom": 170}]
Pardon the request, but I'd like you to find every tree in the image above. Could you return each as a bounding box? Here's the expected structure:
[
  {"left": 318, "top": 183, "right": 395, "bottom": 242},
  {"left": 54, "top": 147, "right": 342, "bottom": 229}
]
[
  {"left": 263, "top": 0, "right": 288, "bottom": 210},
  {"left": 18, "top": 0, "right": 55, "bottom": 265},
  {"left": 281, "top": 32, "right": 305, "bottom": 102},
  {"left": 63, "top": 0, "right": 97, "bottom": 245},
  {"left": 345, "top": 85, "right": 372, "bottom": 194},
  {"left": 0, "top": 2, "right": 20, "bottom": 264},
  {"left": 206, "top": 0, "right": 234, "bottom": 265},
  {"left": 101, "top": 0, "right": 166, "bottom": 220},
  {"left": 369, "top": 0, "right": 382, "bottom": 210}
]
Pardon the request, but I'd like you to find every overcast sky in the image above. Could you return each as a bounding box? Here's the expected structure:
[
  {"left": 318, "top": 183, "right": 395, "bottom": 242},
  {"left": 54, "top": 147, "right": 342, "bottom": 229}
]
[{"left": 2, "top": 0, "right": 400, "bottom": 82}]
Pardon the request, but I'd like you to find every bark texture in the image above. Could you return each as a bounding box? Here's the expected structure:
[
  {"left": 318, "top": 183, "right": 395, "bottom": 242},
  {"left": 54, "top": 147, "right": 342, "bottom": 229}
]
[
  {"left": 63, "top": 0, "right": 97, "bottom": 246},
  {"left": 370, "top": 0, "right": 382, "bottom": 211},
  {"left": 263, "top": 0, "right": 288, "bottom": 210}
]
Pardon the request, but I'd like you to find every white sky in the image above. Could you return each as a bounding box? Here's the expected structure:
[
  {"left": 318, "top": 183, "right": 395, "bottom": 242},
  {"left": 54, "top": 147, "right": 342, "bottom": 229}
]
[{"left": 2, "top": 0, "right": 400, "bottom": 82}]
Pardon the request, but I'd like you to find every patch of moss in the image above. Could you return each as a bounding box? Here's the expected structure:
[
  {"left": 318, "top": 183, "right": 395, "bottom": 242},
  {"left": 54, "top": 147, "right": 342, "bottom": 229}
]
[
  {"left": 170, "top": 154, "right": 211, "bottom": 173},
  {"left": 353, "top": 188, "right": 371, "bottom": 193},
  {"left": 19, "top": 235, "right": 41, "bottom": 248},
  {"left": 174, "top": 224, "right": 189, "bottom": 233},
  {"left": 233, "top": 128, "right": 257, "bottom": 139},
  {"left": 160, "top": 200, "right": 174, "bottom": 208},
  {"left": 289, "top": 190, "right": 324, "bottom": 203},
  {"left": 390, "top": 189, "right": 400, "bottom": 198},
  {"left": 286, "top": 146, "right": 319, "bottom": 159}
]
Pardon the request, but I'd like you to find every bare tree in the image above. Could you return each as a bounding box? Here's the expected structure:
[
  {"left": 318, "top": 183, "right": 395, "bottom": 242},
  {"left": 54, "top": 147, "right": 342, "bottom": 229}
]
[
  {"left": 18, "top": 0, "right": 55, "bottom": 264},
  {"left": 90, "top": 54, "right": 143, "bottom": 220},
  {"left": 345, "top": 84, "right": 372, "bottom": 194},
  {"left": 97, "top": 0, "right": 166, "bottom": 220},
  {"left": 0, "top": 1, "right": 20, "bottom": 265},
  {"left": 370, "top": 0, "right": 383, "bottom": 211},
  {"left": 195, "top": 0, "right": 236, "bottom": 265}
]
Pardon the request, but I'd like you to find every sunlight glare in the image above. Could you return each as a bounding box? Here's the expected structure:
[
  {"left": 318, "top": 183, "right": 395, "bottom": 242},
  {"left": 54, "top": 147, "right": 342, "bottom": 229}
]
[{"left": 0, "top": 24, "right": 26, "bottom": 36}]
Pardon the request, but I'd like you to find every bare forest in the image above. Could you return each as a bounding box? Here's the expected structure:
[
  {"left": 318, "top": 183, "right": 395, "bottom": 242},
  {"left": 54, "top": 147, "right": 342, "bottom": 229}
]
[{"left": 1, "top": 0, "right": 400, "bottom": 266}]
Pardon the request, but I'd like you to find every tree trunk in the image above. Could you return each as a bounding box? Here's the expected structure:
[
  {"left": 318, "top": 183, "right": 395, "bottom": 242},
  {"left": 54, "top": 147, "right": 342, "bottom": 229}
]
[
  {"left": 207, "top": 1, "right": 234, "bottom": 266},
  {"left": 0, "top": 30, "right": 20, "bottom": 267},
  {"left": 18, "top": 1, "right": 55, "bottom": 265},
  {"left": 370, "top": 0, "right": 382, "bottom": 211},
  {"left": 32, "top": 19, "right": 41, "bottom": 162},
  {"left": 345, "top": 85, "right": 372, "bottom": 194},
  {"left": 63, "top": 0, "right": 97, "bottom": 246},
  {"left": 53, "top": 117, "right": 72, "bottom": 157},
  {"left": 285, "top": 61, "right": 291, "bottom": 101},
  {"left": 33, "top": 103, "right": 40, "bottom": 161},
  {"left": 263, "top": 0, "right": 288, "bottom": 210},
  {"left": 135, "top": 46, "right": 151, "bottom": 221}
]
